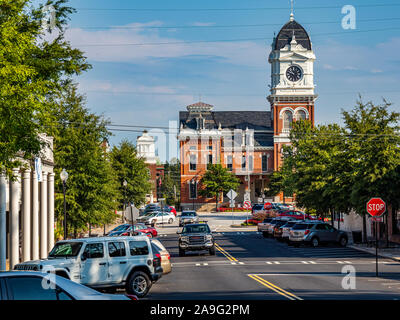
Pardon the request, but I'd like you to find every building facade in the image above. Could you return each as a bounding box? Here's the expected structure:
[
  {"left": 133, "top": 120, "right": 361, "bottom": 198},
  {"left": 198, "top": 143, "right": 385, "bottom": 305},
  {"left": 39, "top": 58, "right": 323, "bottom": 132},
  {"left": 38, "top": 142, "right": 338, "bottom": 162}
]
[
  {"left": 178, "top": 14, "right": 316, "bottom": 210},
  {"left": 0, "top": 134, "right": 55, "bottom": 270},
  {"left": 136, "top": 131, "right": 164, "bottom": 203}
]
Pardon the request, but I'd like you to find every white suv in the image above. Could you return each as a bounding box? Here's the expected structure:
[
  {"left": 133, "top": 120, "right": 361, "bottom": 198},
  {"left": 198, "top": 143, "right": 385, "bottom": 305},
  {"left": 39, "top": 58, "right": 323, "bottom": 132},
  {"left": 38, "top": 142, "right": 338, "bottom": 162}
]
[{"left": 14, "top": 236, "right": 163, "bottom": 298}]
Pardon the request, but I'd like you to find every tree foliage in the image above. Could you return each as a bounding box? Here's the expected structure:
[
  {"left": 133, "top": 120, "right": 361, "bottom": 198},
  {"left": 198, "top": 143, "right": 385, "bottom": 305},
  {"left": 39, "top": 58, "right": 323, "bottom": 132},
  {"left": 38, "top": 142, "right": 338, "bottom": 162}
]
[
  {"left": 160, "top": 160, "right": 181, "bottom": 207},
  {"left": 110, "top": 140, "right": 152, "bottom": 208},
  {"left": 200, "top": 164, "right": 240, "bottom": 210},
  {"left": 51, "top": 84, "right": 119, "bottom": 236}
]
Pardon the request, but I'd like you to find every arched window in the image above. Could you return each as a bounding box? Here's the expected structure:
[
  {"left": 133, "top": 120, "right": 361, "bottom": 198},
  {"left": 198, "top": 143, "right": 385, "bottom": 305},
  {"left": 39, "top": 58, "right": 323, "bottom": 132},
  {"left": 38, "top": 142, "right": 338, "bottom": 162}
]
[
  {"left": 296, "top": 110, "right": 307, "bottom": 121},
  {"left": 283, "top": 110, "right": 293, "bottom": 130}
]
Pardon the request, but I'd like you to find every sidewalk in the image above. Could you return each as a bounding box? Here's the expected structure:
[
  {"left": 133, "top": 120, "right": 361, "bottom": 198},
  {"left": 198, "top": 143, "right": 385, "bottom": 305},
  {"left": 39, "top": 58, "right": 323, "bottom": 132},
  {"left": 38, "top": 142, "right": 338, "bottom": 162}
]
[{"left": 349, "top": 244, "right": 400, "bottom": 262}]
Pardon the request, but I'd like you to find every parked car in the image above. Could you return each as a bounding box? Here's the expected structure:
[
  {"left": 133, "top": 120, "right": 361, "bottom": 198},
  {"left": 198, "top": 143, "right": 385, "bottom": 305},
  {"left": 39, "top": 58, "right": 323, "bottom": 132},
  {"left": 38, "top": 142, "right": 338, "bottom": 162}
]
[
  {"left": 137, "top": 211, "right": 176, "bottom": 226},
  {"left": 273, "top": 219, "right": 295, "bottom": 240},
  {"left": 108, "top": 223, "right": 157, "bottom": 238},
  {"left": 14, "top": 236, "right": 163, "bottom": 298},
  {"left": 289, "top": 221, "right": 347, "bottom": 247},
  {"left": 179, "top": 211, "right": 199, "bottom": 227},
  {"left": 279, "top": 210, "right": 318, "bottom": 220},
  {"left": 252, "top": 204, "right": 265, "bottom": 214},
  {"left": 257, "top": 218, "right": 273, "bottom": 236},
  {"left": 168, "top": 206, "right": 177, "bottom": 217},
  {"left": 140, "top": 204, "right": 161, "bottom": 216},
  {"left": 280, "top": 220, "right": 299, "bottom": 242},
  {"left": 0, "top": 272, "right": 134, "bottom": 300},
  {"left": 177, "top": 223, "right": 215, "bottom": 256},
  {"left": 151, "top": 239, "right": 171, "bottom": 274}
]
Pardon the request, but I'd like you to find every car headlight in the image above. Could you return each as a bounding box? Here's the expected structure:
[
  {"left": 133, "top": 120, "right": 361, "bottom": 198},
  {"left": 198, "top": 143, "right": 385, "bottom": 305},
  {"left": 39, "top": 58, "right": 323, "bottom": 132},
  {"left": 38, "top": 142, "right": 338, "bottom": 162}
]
[
  {"left": 206, "top": 234, "right": 212, "bottom": 241},
  {"left": 181, "top": 236, "right": 189, "bottom": 242}
]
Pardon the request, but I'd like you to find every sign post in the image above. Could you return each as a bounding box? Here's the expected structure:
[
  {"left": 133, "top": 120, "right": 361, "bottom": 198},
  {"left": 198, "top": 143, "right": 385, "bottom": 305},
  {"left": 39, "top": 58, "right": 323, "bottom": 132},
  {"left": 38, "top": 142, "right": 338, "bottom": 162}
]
[
  {"left": 227, "top": 190, "right": 238, "bottom": 226},
  {"left": 244, "top": 201, "right": 252, "bottom": 225},
  {"left": 366, "top": 197, "right": 386, "bottom": 277}
]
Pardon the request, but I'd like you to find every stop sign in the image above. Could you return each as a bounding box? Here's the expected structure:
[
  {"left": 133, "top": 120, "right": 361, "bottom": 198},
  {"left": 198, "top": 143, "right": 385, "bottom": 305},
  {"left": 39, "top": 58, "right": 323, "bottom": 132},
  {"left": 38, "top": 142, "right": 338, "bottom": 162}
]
[
  {"left": 264, "top": 202, "right": 272, "bottom": 210},
  {"left": 366, "top": 198, "right": 386, "bottom": 217}
]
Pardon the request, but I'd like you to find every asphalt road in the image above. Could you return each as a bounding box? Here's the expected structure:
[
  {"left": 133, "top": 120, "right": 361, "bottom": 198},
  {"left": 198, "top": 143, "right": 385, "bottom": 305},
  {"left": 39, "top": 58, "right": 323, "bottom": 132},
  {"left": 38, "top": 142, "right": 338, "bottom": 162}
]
[{"left": 146, "top": 230, "right": 400, "bottom": 300}]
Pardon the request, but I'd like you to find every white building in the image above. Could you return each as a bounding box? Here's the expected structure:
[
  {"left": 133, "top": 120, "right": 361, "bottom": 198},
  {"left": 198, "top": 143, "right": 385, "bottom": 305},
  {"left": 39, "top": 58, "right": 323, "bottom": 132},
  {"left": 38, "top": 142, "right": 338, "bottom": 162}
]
[{"left": 0, "top": 134, "right": 55, "bottom": 270}]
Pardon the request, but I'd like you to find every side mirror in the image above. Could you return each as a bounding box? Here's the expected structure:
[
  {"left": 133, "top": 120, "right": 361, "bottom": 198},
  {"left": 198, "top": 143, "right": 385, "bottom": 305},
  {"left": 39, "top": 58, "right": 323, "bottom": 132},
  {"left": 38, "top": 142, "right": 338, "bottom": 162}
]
[{"left": 176, "top": 231, "right": 181, "bottom": 234}]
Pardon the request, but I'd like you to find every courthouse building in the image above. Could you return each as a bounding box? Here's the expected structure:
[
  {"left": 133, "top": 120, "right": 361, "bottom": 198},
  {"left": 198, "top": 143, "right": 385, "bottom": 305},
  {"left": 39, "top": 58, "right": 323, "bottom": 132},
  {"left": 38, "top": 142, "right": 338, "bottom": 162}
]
[{"left": 178, "top": 13, "right": 317, "bottom": 210}]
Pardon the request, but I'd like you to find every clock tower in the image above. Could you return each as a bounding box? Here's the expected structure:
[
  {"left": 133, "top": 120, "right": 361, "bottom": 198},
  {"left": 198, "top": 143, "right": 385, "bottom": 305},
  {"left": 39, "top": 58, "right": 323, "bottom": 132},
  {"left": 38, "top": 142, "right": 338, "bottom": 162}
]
[{"left": 268, "top": 13, "right": 317, "bottom": 170}]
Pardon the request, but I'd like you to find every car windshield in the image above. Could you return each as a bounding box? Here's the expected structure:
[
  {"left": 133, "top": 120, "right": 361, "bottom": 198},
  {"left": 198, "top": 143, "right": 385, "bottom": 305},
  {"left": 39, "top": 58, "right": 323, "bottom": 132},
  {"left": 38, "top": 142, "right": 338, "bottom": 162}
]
[
  {"left": 284, "top": 222, "right": 297, "bottom": 227},
  {"left": 182, "top": 212, "right": 196, "bottom": 217},
  {"left": 182, "top": 225, "right": 210, "bottom": 234},
  {"left": 263, "top": 218, "right": 272, "bottom": 223},
  {"left": 48, "top": 242, "right": 83, "bottom": 257}
]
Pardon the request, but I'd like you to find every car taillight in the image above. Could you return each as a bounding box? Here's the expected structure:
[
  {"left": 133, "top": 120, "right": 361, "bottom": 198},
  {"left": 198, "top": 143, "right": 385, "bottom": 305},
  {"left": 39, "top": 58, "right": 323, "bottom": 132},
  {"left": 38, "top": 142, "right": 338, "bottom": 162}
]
[
  {"left": 167, "top": 253, "right": 170, "bottom": 260},
  {"left": 304, "top": 229, "right": 310, "bottom": 235}
]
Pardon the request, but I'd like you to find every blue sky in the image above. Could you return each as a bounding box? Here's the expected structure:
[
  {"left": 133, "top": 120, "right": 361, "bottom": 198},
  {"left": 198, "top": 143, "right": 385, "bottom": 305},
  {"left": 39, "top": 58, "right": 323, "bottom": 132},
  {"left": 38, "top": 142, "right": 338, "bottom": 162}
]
[{"left": 37, "top": 0, "right": 400, "bottom": 161}]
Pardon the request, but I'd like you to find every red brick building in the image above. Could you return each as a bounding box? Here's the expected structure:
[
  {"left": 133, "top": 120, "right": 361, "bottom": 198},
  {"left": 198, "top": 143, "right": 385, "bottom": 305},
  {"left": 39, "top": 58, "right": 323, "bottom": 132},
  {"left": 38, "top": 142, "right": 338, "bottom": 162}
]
[{"left": 178, "top": 15, "right": 316, "bottom": 210}]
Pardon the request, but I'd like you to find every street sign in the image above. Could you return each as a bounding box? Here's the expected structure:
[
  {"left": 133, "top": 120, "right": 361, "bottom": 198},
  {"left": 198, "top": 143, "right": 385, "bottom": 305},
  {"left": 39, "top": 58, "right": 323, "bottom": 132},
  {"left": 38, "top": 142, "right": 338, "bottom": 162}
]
[
  {"left": 229, "top": 199, "right": 235, "bottom": 208},
  {"left": 366, "top": 198, "right": 386, "bottom": 217},
  {"left": 243, "top": 201, "right": 251, "bottom": 210},
  {"left": 264, "top": 202, "right": 272, "bottom": 210},
  {"left": 227, "top": 189, "right": 237, "bottom": 200},
  {"left": 244, "top": 191, "right": 251, "bottom": 202},
  {"left": 371, "top": 217, "right": 383, "bottom": 222},
  {"left": 366, "top": 197, "right": 386, "bottom": 277}
]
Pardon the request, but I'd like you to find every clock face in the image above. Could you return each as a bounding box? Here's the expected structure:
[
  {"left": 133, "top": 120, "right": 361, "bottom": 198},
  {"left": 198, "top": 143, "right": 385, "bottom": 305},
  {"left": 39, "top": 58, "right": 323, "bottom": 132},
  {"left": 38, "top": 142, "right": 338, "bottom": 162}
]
[{"left": 286, "top": 65, "right": 302, "bottom": 82}]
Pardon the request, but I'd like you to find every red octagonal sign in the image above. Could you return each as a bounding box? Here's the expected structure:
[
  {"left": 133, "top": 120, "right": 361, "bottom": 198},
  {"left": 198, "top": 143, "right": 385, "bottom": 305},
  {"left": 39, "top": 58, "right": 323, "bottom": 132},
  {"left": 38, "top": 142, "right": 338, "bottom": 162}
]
[
  {"left": 366, "top": 198, "right": 386, "bottom": 217},
  {"left": 264, "top": 202, "right": 272, "bottom": 210}
]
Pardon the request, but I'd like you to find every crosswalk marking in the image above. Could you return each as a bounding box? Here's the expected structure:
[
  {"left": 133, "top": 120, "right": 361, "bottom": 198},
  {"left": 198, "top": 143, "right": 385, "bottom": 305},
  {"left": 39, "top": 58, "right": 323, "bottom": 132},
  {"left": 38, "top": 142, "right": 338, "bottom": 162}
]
[
  {"left": 274, "top": 261, "right": 281, "bottom": 264},
  {"left": 231, "top": 262, "right": 237, "bottom": 265},
  {"left": 239, "top": 262, "right": 245, "bottom": 265},
  {"left": 301, "top": 261, "right": 309, "bottom": 264},
  {"left": 266, "top": 262, "right": 273, "bottom": 264}
]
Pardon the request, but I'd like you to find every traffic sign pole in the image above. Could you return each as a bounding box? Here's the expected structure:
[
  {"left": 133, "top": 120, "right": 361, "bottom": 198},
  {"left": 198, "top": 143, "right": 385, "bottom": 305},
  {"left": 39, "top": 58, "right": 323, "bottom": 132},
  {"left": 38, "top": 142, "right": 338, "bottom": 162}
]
[{"left": 366, "top": 197, "right": 386, "bottom": 277}]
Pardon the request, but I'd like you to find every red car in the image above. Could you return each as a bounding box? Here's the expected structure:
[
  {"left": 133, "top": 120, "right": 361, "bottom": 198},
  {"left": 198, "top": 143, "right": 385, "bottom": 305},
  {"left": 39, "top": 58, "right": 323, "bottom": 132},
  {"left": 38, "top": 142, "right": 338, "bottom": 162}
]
[
  {"left": 278, "top": 210, "right": 318, "bottom": 220},
  {"left": 110, "top": 223, "right": 158, "bottom": 238},
  {"left": 169, "top": 206, "right": 177, "bottom": 217}
]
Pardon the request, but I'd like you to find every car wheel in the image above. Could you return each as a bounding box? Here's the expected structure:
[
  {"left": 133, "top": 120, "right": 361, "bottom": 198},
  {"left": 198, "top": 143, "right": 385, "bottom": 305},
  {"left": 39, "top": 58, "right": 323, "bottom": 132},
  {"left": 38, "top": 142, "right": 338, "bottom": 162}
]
[
  {"left": 168, "top": 218, "right": 173, "bottom": 224},
  {"left": 339, "top": 236, "right": 348, "bottom": 247},
  {"left": 126, "top": 271, "right": 151, "bottom": 298},
  {"left": 179, "top": 248, "right": 185, "bottom": 257},
  {"left": 209, "top": 246, "right": 216, "bottom": 255},
  {"left": 311, "top": 237, "right": 319, "bottom": 248}
]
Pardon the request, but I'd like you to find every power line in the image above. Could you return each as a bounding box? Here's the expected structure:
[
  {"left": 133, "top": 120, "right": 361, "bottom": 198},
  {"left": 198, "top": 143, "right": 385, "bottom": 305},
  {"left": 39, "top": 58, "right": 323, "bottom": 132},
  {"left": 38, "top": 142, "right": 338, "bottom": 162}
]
[
  {"left": 74, "top": 27, "right": 400, "bottom": 47},
  {"left": 74, "top": 4, "right": 400, "bottom": 12},
  {"left": 70, "top": 17, "right": 400, "bottom": 30}
]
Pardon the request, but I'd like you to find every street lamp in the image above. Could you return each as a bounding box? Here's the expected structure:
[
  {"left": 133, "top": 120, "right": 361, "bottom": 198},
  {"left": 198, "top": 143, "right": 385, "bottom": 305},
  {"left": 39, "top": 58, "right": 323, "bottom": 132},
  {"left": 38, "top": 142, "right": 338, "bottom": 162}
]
[
  {"left": 60, "top": 169, "right": 68, "bottom": 239},
  {"left": 123, "top": 180, "right": 127, "bottom": 223}
]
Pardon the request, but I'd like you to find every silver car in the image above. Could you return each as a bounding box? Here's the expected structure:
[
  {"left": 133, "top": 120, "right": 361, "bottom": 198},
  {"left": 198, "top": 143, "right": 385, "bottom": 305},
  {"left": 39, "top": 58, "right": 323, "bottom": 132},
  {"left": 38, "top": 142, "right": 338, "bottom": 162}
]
[
  {"left": 179, "top": 211, "right": 199, "bottom": 227},
  {"left": 0, "top": 272, "right": 132, "bottom": 300},
  {"left": 288, "top": 221, "right": 324, "bottom": 246}
]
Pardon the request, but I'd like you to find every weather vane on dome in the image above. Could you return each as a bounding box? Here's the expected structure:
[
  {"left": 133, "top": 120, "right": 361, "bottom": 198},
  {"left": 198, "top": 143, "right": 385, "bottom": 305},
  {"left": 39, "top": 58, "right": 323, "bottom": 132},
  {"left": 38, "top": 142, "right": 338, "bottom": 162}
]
[{"left": 290, "top": 0, "right": 295, "bottom": 21}]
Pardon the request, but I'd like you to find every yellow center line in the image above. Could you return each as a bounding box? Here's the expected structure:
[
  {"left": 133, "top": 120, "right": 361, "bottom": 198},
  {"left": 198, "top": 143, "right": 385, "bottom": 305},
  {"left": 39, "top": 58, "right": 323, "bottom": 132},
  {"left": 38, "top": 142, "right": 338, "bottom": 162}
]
[
  {"left": 249, "top": 275, "right": 303, "bottom": 301},
  {"left": 214, "top": 243, "right": 238, "bottom": 262}
]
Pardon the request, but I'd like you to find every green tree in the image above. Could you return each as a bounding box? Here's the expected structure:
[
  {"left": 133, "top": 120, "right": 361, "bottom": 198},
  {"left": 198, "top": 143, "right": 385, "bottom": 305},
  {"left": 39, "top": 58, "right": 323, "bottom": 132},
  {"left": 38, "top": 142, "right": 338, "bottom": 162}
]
[
  {"left": 199, "top": 164, "right": 240, "bottom": 211},
  {"left": 111, "top": 140, "right": 152, "bottom": 208},
  {"left": 0, "top": 0, "right": 90, "bottom": 176},
  {"left": 342, "top": 98, "right": 400, "bottom": 241},
  {"left": 52, "top": 84, "right": 119, "bottom": 237},
  {"left": 160, "top": 160, "right": 181, "bottom": 207}
]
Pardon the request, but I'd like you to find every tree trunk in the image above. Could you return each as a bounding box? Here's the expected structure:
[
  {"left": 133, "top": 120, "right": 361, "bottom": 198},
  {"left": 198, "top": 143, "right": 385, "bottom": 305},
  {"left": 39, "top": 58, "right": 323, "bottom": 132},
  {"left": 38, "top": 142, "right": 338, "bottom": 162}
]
[
  {"left": 362, "top": 214, "right": 367, "bottom": 243},
  {"left": 215, "top": 192, "right": 219, "bottom": 212},
  {"left": 331, "top": 209, "right": 334, "bottom": 227}
]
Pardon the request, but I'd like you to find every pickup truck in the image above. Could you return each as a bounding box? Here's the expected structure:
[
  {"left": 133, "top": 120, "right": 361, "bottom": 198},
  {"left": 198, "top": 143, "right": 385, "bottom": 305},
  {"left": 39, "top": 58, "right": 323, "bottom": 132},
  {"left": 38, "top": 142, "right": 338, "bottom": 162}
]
[
  {"left": 177, "top": 223, "right": 215, "bottom": 256},
  {"left": 257, "top": 218, "right": 274, "bottom": 236},
  {"left": 14, "top": 236, "right": 163, "bottom": 298}
]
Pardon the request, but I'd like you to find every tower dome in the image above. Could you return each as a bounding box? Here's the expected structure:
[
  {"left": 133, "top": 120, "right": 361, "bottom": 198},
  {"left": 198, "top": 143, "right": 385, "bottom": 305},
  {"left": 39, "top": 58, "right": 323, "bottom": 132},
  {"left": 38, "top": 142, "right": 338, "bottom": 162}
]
[{"left": 274, "top": 20, "right": 312, "bottom": 51}]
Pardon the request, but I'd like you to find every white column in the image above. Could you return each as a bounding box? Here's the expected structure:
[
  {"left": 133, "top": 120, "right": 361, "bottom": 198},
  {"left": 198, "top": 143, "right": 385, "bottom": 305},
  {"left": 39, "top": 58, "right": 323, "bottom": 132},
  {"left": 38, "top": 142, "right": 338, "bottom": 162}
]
[
  {"left": 40, "top": 171, "right": 48, "bottom": 258},
  {"left": 47, "top": 173, "right": 55, "bottom": 252},
  {"left": 10, "top": 169, "right": 21, "bottom": 269},
  {"left": 22, "top": 169, "right": 31, "bottom": 262},
  {"left": 31, "top": 170, "right": 39, "bottom": 260},
  {"left": 0, "top": 173, "right": 7, "bottom": 271}
]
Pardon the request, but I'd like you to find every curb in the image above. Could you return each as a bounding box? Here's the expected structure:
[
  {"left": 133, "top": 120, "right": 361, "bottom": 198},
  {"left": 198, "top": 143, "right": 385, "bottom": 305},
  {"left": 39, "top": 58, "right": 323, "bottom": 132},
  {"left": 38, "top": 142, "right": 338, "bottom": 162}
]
[{"left": 349, "top": 245, "right": 400, "bottom": 263}]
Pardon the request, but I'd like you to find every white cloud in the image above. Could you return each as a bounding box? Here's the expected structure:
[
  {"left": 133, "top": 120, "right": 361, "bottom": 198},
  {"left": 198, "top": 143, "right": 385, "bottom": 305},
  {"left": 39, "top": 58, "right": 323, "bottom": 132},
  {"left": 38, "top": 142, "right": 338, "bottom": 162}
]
[{"left": 65, "top": 22, "right": 267, "bottom": 67}]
